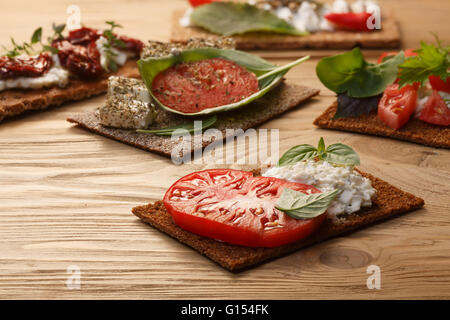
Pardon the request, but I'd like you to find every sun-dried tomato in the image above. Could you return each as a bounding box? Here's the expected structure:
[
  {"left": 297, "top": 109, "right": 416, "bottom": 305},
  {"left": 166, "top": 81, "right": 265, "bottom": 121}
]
[
  {"left": 52, "top": 39, "right": 103, "bottom": 79},
  {"left": 0, "top": 52, "right": 53, "bottom": 80},
  {"left": 118, "top": 35, "right": 144, "bottom": 56},
  {"left": 66, "top": 27, "right": 101, "bottom": 46}
]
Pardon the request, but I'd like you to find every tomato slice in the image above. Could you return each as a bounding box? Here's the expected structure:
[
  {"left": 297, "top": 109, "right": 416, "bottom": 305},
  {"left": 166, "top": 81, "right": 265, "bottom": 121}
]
[
  {"left": 378, "top": 84, "right": 418, "bottom": 129},
  {"left": 419, "top": 90, "right": 450, "bottom": 126},
  {"left": 188, "top": 0, "right": 213, "bottom": 7},
  {"left": 377, "top": 49, "right": 417, "bottom": 64},
  {"left": 429, "top": 75, "right": 450, "bottom": 94},
  {"left": 324, "top": 12, "right": 373, "bottom": 31},
  {"left": 163, "top": 169, "right": 326, "bottom": 248}
]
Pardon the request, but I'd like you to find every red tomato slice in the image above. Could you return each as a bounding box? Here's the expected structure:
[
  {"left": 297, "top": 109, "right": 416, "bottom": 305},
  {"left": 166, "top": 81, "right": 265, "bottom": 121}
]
[
  {"left": 377, "top": 49, "right": 417, "bottom": 64},
  {"left": 378, "top": 84, "right": 418, "bottom": 129},
  {"left": 419, "top": 90, "right": 450, "bottom": 126},
  {"left": 188, "top": 0, "right": 213, "bottom": 7},
  {"left": 163, "top": 169, "right": 327, "bottom": 248},
  {"left": 429, "top": 75, "right": 450, "bottom": 94},
  {"left": 324, "top": 12, "right": 373, "bottom": 31}
]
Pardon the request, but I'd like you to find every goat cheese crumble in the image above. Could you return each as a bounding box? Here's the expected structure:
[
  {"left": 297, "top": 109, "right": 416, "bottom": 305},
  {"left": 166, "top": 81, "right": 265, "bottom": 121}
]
[
  {"left": 95, "top": 36, "right": 128, "bottom": 72},
  {"left": 0, "top": 54, "right": 69, "bottom": 91},
  {"left": 262, "top": 160, "right": 376, "bottom": 218}
]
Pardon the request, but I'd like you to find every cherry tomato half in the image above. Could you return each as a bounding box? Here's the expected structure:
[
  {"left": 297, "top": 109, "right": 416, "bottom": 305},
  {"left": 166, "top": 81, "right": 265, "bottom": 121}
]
[
  {"left": 429, "top": 75, "right": 450, "bottom": 94},
  {"left": 419, "top": 90, "right": 450, "bottom": 126},
  {"left": 188, "top": 0, "right": 213, "bottom": 7},
  {"left": 378, "top": 84, "right": 418, "bottom": 130},
  {"left": 324, "top": 12, "right": 373, "bottom": 31}
]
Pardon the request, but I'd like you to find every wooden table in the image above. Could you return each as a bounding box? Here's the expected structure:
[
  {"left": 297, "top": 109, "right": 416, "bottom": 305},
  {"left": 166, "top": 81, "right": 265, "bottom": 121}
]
[{"left": 0, "top": 0, "right": 449, "bottom": 299}]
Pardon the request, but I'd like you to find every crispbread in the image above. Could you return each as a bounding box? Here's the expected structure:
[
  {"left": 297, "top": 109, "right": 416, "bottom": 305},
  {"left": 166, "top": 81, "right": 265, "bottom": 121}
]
[
  {"left": 0, "top": 60, "right": 139, "bottom": 123},
  {"left": 67, "top": 82, "right": 319, "bottom": 157},
  {"left": 132, "top": 169, "right": 424, "bottom": 272},
  {"left": 170, "top": 10, "right": 400, "bottom": 50},
  {"left": 314, "top": 101, "right": 450, "bottom": 149}
]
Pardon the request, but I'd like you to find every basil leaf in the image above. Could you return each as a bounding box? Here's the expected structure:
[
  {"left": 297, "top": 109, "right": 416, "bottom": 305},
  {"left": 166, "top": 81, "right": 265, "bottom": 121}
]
[
  {"left": 277, "top": 144, "right": 318, "bottom": 167},
  {"left": 136, "top": 115, "right": 217, "bottom": 136},
  {"left": 276, "top": 188, "right": 339, "bottom": 220},
  {"left": 334, "top": 93, "right": 382, "bottom": 119},
  {"left": 190, "top": 2, "right": 306, "bottom": 36},
  {"left": 316, "top": 48, "right": 405, "bottom": 98},
  {"left": 31, "top": 27, "right": 42, "bottom": 44},
  {"left": 138, "top": 47, "right": 309, "bottom": 116},
  {"left": 323, "top": 143, "right": 360, "bottom": 166}
]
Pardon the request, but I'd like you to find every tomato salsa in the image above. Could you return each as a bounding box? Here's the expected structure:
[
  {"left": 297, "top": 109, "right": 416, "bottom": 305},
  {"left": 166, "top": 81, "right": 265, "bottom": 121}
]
[
  {"left": 152, "top": 58, "right": 259, "bottom": 113},
  {"left": 163, "top": 169, "right": 326, "bottom": 248}
]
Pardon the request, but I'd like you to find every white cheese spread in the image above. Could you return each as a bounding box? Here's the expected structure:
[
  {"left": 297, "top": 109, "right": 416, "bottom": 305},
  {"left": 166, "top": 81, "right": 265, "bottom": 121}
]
[
  {"left": 0, "top": 55, "right": 69, "bottom": 92},
  {"left": 95, "top": 36, "right": 128, "bottom": 72},
  {"left": 99, "top": 76, "right": 155, "bottom": 129},
  {"left": 262, "top": 160, "right": 376, "bottom": 218}
]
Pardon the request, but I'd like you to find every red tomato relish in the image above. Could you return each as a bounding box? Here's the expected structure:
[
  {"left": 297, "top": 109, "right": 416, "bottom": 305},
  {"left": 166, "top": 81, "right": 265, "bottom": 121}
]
[{"left": 152, "top": 58, "right": 259, "bottom": 113}]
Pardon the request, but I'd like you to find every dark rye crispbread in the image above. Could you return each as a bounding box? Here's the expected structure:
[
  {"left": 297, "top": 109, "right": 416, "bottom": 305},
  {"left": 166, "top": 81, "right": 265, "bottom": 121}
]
[
  {"left": 314, "top": 101, "right": 450, "bottom": 149},
  {"left": 67, "top": 82, "right": 319, "bottom": 158},
  {"left": 132, "top": 169, "right": 424, "bottom": 272},
  {"left": 0, "top": 60, "right": 139, "bottom": 123},
  {"left": 170, "top": 10, "right": 400, "bottom": 50}
]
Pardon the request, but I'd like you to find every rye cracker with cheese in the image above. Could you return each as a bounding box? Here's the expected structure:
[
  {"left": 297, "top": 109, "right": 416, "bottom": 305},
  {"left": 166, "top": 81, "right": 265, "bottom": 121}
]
[
  {"left": 67, "top": 38, "right": 320, "bottom": 158},
  {"left": 171, "top": 0, "right": 400, "bottom": 50},
  {"left": 0, "top": 22, "right": 143, "bottom": 123}
]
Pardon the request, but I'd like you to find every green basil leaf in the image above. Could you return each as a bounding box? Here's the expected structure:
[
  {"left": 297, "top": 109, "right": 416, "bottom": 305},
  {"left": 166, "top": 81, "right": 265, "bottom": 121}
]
[
  {"left": 334, "top": 93, "right": 382, "bottom": 119},
  {"left": 276, "top": 188, "right": 339, "bottom": 220},
  {"left": 136, "top": 115, "right": 217, "bottom": 136},
  {"left": 190, "top": 2, "right": 306, "bottom": 36},
  {"left": 316, "top": 48, "right": 405, "bottom": 98},
  {"left": 277, "top": 144, "right": 318, "bottom": 166},
  {"left": 323, "top": 143, "right": 360, "bottom": 166},
  {"left": 138, "top": 47, "right": 309, "bottom": 116},
  {"left": 31, "top": 27, "right": 42, "bottom": 44}
]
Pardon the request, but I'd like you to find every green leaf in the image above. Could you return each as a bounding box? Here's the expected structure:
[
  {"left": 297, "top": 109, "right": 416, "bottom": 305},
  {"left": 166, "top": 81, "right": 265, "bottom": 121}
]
[
  {"left": 136, "top": 115, "right": 217, "bottom": 136},
  {"left": 398, "top": 40, "right": 450, "bottom": 87},
  {"left": 316, "top": 48, "right": 405, "bottom": 98},
  {"left": 31, "top": 27, "right": 42, "bottom": 44},
  {"left": 323, "top": 143, "right": 360, "bottom": 166},
  {"left": 138, "top": 47, "right": 309, "bottom": 116},
  {"left": 275, "top": 188, "right": 339, "bottom": 220},
  {"left": 42, "top": 45, "right": 58, "bottom": 54},
  {"left": 277, "top": 138, "right": 360, "bottom": 167},
  {"left": 190, "top": 2, "right": 306, "bottom": 36},
  {"left": 277, "top": 144, "right": 318, "bottom": 166},
  {"left": 52, "top": 23, "right": 66, "bottom": 36}
]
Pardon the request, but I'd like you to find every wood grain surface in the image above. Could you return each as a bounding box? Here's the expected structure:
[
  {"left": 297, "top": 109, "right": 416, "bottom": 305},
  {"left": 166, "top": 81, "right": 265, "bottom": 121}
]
[{"left": 0, "top": 0, "right": 449, "bottom": 300}]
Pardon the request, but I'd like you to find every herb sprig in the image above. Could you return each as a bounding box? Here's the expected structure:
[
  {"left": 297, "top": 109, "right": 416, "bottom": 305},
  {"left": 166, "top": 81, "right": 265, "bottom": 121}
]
[
  {"left": 101, "top": 21, "right": 127, "bottom": 72},
  {"left": 398, "top": 38, "right": 450, "bottom": 87},
  {"left": 277, "top": 137, "right": 360, "bottom": 167},
  {"left": 2, "top": 23, "right": 65, "bottom": 58},
  {"left": 136, "top": 115, "right": 218, "bottom": 136}
]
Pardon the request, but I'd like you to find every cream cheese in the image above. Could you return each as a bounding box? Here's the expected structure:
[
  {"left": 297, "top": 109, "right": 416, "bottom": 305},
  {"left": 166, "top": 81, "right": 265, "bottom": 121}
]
[
  {"left": 95, "top": 36, "right": 128, "bottom": 72},
  {"left": 0, "top": 55, "right": 69, "bottom": 92},
  {"left": 262, "top": 160, "right": 376, "bottom": 218}
]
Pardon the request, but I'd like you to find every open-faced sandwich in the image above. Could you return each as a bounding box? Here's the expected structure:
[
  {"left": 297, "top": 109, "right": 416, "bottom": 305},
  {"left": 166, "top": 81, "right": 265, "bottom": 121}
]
[
  {"left": 67, "top": 38, "right": 320, "bottom": 158},
  {"left": 171, "top": 0, "right": 400, "bottom": 50},
  {"left": 132, "top": 138, "right": 424, "bottom": 271},
  {"left": 0, "top": 21, "right": 143, "bottom": 123},
  {"left": 314, "top": 40, "right": 450, "bottom": 148}
]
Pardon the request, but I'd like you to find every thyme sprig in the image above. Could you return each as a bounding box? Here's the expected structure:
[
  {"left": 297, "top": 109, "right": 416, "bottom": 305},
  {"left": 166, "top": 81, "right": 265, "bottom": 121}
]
[{"left": 101, "top": 21, "right": 127, "bottom": 72}]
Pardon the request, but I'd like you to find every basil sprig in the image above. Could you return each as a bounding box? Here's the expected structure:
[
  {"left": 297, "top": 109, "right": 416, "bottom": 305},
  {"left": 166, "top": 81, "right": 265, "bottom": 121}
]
[
  {"left": 278, "top": 137, "right": 360, "bottom": 167},
  {"left": 316, "top": 47, "right": 405, "bottom": 98},
  {"left": 138, "top": 47, "right": 309, "bottom": 116},
  {"left": 190, "top": 2, "right": 306, "bottom": 36},
  {"left": 136, "top": 115, "right": 217, "bottom": 136},
  {"left": 275, "top": 188, "right": 339, "bottom": 220}
]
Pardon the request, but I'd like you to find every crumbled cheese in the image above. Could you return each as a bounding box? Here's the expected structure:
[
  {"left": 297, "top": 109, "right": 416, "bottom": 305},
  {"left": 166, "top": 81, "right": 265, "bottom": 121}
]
[
  {"left": 332, "top": 0, "right": 350, "bottom": 13},
  {"left": 99, "top": 76, "right": 156, "bottom": 129},
  {"left": 96, "top": 36, "right": 128, "bottom": 72},
  {"left": 292, "top": 1, "right": 321, "bottom": 32},
  {"left": 262, "top": 160, "right": 376, "bottom": 218},
  {"left": 0, "top": 55, "right": 69, "bottom": 92},
  {"left": 179, "top": 7, "right": 193, "bottom": 27}
]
